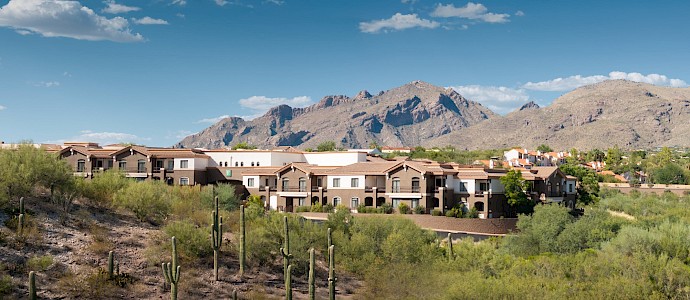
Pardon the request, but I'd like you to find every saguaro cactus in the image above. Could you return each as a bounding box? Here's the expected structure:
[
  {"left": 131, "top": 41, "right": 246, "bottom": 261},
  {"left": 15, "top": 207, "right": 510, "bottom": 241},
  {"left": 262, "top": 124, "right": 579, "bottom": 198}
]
[
  {"left": 309, "top": 248, "right": 315, "bottom": 300},
  {"left": 162, "top": 236, "right": 181, "bottom": 300},
  {"left": 239, "top": 204, "right": 246, "bottom": 276},
  {"left": 18, "top": 213, "right": 25, "bottom": 235},
  {"left": 29, "top": 271, "right": 36, "bottom": 300},
  {"left": 447, "top": 233, "right": 454, "bottom": 261},
  {"left": 328, "top": 245, "right": 337, "bottom": 300},
  {"left": 232, "top": 289, "right": 238, "bottom": 300},
  {"left": 280, "top": 216, "right": 292, "bottom": 283},
  {"left": 212, "top": 196, "right": 223, "bottom": 281},
  {"left": 286, "top": 264, "right": 293, "bottom": 300},
  {"left": 327, "top": 227, "right": 333, "bottom": 248},
  {"left": 108, "top": 251, "right": 116, "bottom": 278},
  {"left": 20, "top": 197, "right": 25, "bottom": 214}
]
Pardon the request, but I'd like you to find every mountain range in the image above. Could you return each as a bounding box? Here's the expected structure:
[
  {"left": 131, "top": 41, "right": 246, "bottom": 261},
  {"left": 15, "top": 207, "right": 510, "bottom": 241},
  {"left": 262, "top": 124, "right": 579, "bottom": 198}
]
[{"left": 177, "top": 80, "right": 690, "bottom": 150}]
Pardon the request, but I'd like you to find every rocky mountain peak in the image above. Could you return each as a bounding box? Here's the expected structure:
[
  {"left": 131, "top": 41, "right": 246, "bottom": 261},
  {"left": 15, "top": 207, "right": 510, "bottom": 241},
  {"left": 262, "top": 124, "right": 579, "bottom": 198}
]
[
  {"left": 354, "top": 90, "right": 372, "bottom": 100},
  {"left": 519, "top": 101, "right": 540, "bottom": 111}
]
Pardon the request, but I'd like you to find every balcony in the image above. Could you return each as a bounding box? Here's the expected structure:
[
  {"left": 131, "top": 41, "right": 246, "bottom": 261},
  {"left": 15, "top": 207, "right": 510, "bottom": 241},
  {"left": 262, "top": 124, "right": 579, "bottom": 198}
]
[
  {"left": 281, "top": 187, "right": 309, "bottom": 192},
  {"left": 389, "top": 187, "right": 422, "bottom": 193},
  {"left": 259, "top": 186, "right": 277, "bottom": 192},
  {"left": 364, "top": 186, "right": 386, "bottom": 193},
  {"left": 475, "top": 191, "right": 489, "bottom": 197}
]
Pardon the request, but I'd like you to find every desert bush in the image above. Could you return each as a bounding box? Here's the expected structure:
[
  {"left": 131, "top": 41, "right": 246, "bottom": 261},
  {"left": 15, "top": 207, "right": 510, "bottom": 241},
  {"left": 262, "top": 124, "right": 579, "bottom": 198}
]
[
  {"left": 502, "top": 205, "right": 574, "bottom": 256},
  {"left": 380, "top": 203, "right": 393, "bottom": 214},
  {"left": 431, "top": 209, "right": 443, "bottom": 216},
  {"left": 322, "top": 203, "right": 334, "bottom": 213},
  {"left": 398, "top": 203, "right": 410, "bottom": 214},
  {"left": 244, "top": 195, "right": 265, "bottom": 220},
  {"left": 200, "top": 183, "right": 241, "bottom": 211},
  {"left": 413, "top": 205, "right": 425, "bottom": 214},
  {"left": 78, "top": 170, "right": 131, "bottom": 207},
  {"left": 163, "top": 220, "right": 212, "bottom": 259},
  {"left": 27, "top": 255, "right": 54, "bottom": 272},
  {"left": 326, "top": 205, "right": 353, "bottom": 235},
  {"left": 310, "top": 201, "right": 323, "bottom": 212},
  {"left": 466, "top": 207, "right": 479, "bottom": 218},
  {"left": 0, "top": 274, "right": 11, "bottom": 297},
  {"left": 295, "top": 206, "right": 311, "bottom": 213},
  {"left": 113, "top": 181, "right": 170, "bottom": 223},
  {"left": 0, "top": 145, "right": 74, "bottom": 201}
]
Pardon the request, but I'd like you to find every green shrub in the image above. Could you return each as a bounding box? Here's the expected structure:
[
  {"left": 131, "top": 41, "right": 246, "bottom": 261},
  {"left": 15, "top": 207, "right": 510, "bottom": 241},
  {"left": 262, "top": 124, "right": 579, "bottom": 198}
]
[
  {"left": 467, "top": 207, "right": 479, "bottom": 218},
  {"left": 113, "top": 181, "right": 170, "bottom": 223},
  {"left": 398, "top": 203, "right": 410, "bottom": 214},
  {"left": 310, "top": 202, "right": 323, "bottom": 212},
  {"left": 295, "top": 206, "right": 311, "bottom": 213},
  {"left": 27, "top": 255, "right": 54, "bottom": 272},
  {"left": 322, "top": 203, "right": 334, "bottom": 213},
  {"left": 0, "top": 274, "right": 11, "bottom": 296},
  {"left": 414, "top": 205, "right": 425, "bottom": 214},
  {"left": 201, "top": 183, "right": 241, "bottom": 211},
  {"left": 445, "top": 208, "right": 457, "bottom": 218},
  {"left": 380, "top": 203, "right": 393, "bottom": 214},
  {"left": 78, "top": 170, "right": 131, "bottom": 206},
  {"left": 245, "top": 195, "right": 265, "bottom": 220},
  {"left": 357, "top": 204, "right": 368, "bottom": 213},
  {"left": 163, "top": 220, "right": 212, "bottom": 259},
  {"left": 431, "top": 209, "right": 442, "bottom": 216}
]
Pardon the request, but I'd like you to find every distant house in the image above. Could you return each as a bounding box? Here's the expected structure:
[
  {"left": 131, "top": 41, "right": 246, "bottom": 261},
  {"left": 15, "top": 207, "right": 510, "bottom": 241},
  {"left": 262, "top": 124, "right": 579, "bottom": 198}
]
[{"left": 381, "top": 146, "right": 414, "bottom": 154}]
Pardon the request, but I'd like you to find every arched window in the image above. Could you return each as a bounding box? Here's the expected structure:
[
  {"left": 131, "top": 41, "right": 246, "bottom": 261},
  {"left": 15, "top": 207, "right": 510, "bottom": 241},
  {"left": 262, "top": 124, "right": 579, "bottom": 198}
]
[
  {"left": 224, "top": 162, "right": 228, "bottom": 167},
  {"left": 256, "top": 162, "right": 260, "bottom": 166},
  {"left": 219, "top": 161, "right": 223, "bottom": 167},
  {"left": 392, "top": 178, "right": 400, "bottom": 193},
  {"left": 299, "top": 177, "right": 307, "bottom": 192},
  {"left": 235, "top": 162, "right": 238, "bottom": 167},
  {"left": 282, "top": 177, "right": 289, "bottom": 191},
  {"left": 240, "top": 162, "right": 244, "bottom": 167},
  {"left": 77, "top": 159, "right": 85, "bottom": 172},
  {"left": 411, "top": 177, "right": 420, "bottom": 193},
  {"left": 251, "top": 162, "right": 255, "bottom": 167},
  {"left": 474, "top": 201, "right": 485, "bottom": 212}
]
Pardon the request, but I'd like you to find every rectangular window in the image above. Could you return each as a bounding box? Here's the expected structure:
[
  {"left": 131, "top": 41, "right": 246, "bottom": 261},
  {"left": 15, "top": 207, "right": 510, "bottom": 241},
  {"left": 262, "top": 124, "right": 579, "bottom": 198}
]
[
  {"left": 118, "top": 161, "right": 126, "bottom": 170},
  {"left": 247, "top": 178, "right": 255, "bottom": 187},
  {"left": 435, "top": 177, "right": 446, "bottom": 188},
  {"left": 351, "top": 178, "right": 359, "bottom": 188},
  {"left": 298, "top": 198, "right": 305, "bottom": 206},
  {"left": 333, "top": 197, "right": 341, "bottom": 207},
  {"left": 167, "top": 160, "right": 174, "bottom": 170},
  {"left": 459, "top": 182, "right": 468, "bottom": 192},
  {"left": 156, "top": 160, "right": 163, "bottom": 169},
  {"left": 351, "top": 197, "right": 359, "bottom": 208},
  {"left": 180, "top": 160, "right": 189, "bottom": 169},
  {"left": 226, "top": 170, "right": 232, "bottom": 177},
  {"left": 180, "top": 177, "right": 189, "bottom": 186},
  {"left": 107, "top": 160, "right": 113, "bottom": 169},
  {"left": 77, "top": 160, "right": 85, "bottom": 172},
  {"left": 569, "top": 183, "right": 574, "bottom": 193},
  {"left": 333, "top": 178, "right": 340, "bottom": 188},
  {"left": 392, "top": 199, "right": 400, "bottom": 209},
  {"left": 479, "top": 182, "right": 489, "bottom": 192},
  {"left": 317, "top": 178, "right": 323, "bottom": 187},
  {"left": 411, "top": 199, "right": 419, "bottom": 209}
]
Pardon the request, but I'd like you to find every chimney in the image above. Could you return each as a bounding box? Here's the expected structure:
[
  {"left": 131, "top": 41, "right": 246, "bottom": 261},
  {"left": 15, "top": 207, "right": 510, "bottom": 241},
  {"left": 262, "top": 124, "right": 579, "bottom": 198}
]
[{"left": 489, "top": 159, "right": 494, "bottom": 169}]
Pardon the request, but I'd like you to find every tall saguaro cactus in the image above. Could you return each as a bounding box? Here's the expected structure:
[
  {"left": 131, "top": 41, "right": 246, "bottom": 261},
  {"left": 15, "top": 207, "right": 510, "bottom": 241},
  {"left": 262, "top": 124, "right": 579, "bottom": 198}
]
[
  {"left": 280, "top": 216, "right": 292, "bottom": 283},
  {"left": 447, "top": 233, "right": 454, "bottom": 261},
  {"left": 29, "top": 271, "right": 36, "bottom": 300},
  {"left": 18, "top": 197, "right": 25, "bottom": 235},
  {"left": 308, "top": 248, "right": 316, "bottom": 300},
  {"left": 212, "top": 196, "right": 223, "bottom": 281},
  {"left": 286, "top": 264, "right": 293, "bottom": 300},
  {"left": 239, "top": 204, "right": 246, "bottom": 276},
  {"left": 162, "top": 236, "right": 181, "bottom": 300},
  {"left": 328, "top": 245, "right": 337, "bottom": 300},
  {"left": 108, "top": 251, "right": 116, "bottom": 278},
  {"left": 327, "top": 227, "right": 333, "bottom": 248}
]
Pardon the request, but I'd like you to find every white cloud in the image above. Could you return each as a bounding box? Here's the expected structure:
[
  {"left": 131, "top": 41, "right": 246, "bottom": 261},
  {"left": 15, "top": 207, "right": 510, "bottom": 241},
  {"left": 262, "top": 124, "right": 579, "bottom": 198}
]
[
  {"left": 0, "top": 105, "right": 6, "bottom": 111},
  {"left": 102, "top": 0, "right": 140, "bottom": 14},
  {"left": 515, "top": 10, "right": 525, "bottom": 17},
  {"left": 360, "top": 13, "right": 440, "bottom": 33},
  {"left": 450, "top": 85, "right": 530, "bottom": 114},
  {"left": 523, "top": 71, "right": 688, "bottom": 91},
  {"left": 45, "top": 130, "right": 150, "bottom": 145},
  {"left": 172, "top": 0, "right": 186, "bottom": 6},
  {"left": 264, "top": 0, "right": 284, "bottom": 5},
  {"left": 197, "top": 115, "right": 230, "bottom": 124},
  {"left": 430, "top": 3, "right": 510, "bottom": 23},
  {"left": 215, "top": 0, "right": 228, "bottom": 6},
  {"left": 35, "top": 81, "right": 60, "bottom": 88},
  {"left": 62, "top": 71, "right": 71, "bottom": 77},
  {"left": 133, "top": 17, "right": 169, "bottom": 25},
  {"left": 239, "top": 95, "right": 313, "bottom": 111},
  {"left": 0, "top": 0, "right": 143, "bottom": 42}
]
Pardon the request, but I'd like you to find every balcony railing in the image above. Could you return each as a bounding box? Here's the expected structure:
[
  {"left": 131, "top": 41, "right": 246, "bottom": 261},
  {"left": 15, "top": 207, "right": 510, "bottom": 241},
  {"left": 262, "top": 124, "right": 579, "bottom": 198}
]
[
  {"left": 259, "top": 186, "right": 277, "bottom": 192},
  {"left": 364, "top": 186, "right": 386, "bottom": 192},
  {"left": 281, "top": 187, "right": 309, "bottom": 192},
  {"left": 389, "top": 187, "right": 422, "bottom": 193}
]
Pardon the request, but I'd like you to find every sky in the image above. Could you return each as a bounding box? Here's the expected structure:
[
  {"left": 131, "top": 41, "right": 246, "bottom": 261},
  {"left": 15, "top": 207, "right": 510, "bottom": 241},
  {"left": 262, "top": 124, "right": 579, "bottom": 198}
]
[{"left": 0, "top": 0, "right": 689, "bottom": 147}]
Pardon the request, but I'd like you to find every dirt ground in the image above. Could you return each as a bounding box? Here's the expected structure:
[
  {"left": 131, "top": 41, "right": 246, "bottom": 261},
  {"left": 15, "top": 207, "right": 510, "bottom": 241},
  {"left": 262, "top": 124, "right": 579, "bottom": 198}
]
[{"left": 0, "top": 196, "right": 360, "bottom": 299}]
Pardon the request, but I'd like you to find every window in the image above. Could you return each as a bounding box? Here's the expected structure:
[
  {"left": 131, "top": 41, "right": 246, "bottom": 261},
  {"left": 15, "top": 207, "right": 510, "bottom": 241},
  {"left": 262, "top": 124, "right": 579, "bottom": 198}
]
[
  {"left": 392, "top": 198, "right": 400, "bottom": 209},
  {"left": 333, "top": 178, "right": 340, "bottom": 188},
  {"left": 479, "top": 182, "right": 489, "bottom": 192},
  {"left": 180, "top": 160, "right": 189, "bottom": 169},
  {"left": 459, "top": 182, "right": 468, "bottom": 192},
  {"left": 333, "top": 197, "right": 341, "bottom": 207},
  {"left": 251, "top": 162, "right": 255, "bottom": 167},
  {"left": 351, "top": 178, "right": 359, "bottom": 188},
  {"left": 137, "top": 159, "right": 146, "bottom": 173},
  {"left": 392, "top": 178, "right": 400, "bottom": 193},
  {"left": 77, "top": 159, "right": 85, "bottom": 172},
  {"left": 298, "top": 198, "right": 305, "bottom": 206},
  {"left": 235, "top": 162, "right": 239, "bottom": 167},
  {"left": 107, "top": 160, "right": 113, "bottom": 169},
  {"left": 219, "top": 161, "right": 223, "bottom": 167},
  {"left": 247, "top": 178, "right": 255, "bottom": 187},
  {"left": 435, "top": 177, "right": 446, "bottom": 188},
  {"left": 256, "top": 162, "right": 260, "bottom": 166},
  {"left": 411, "top": 177, "right": 420, "bottom": 193},
  {"left": 474, "top": 201, "right": 485, "bottom": 212},
  {"left": 241, "top": 162, "right": 244, "bottom": 167},
  {"left": 569, "top": 183, "right": 574, "bottom": 193},
  {"left": 118, "top": 160, "right": 126, "bottom": 170},
  {"left": 411, "top": 199, "right": 419, "bottom": 209},
  {"left": 351, "top": 197, "right": 359, "bottom": 208},
  {"left": 282, "top": 178, "right": 289, "bottom": 191},
  {"left": 180, "top": 177, "right": 189, "bottom": 186},
  {"left": 167, "top": 160, "right": 174, "bottom": 170},
  {"left": 156, "top": 160, "right": 163, "bottom": 170},
  {"left": 224, "top": 162, "right": 228, "bottom": 167},
  {"left": 317, "top": 177, "right": 322, "bottom": 187},
  {"left": 299, "top": 177, "right": 307, "bottom": 192}
]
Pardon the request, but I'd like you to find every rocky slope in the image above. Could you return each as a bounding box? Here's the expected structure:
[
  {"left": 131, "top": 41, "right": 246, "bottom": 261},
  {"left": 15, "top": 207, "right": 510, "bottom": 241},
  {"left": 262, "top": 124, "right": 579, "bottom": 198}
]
[
  {"left": 430, "top": 80, "right": 690, "bottom": 150},
  {"left": 177, "top": 81, "right": 496, "bottom": 149}
]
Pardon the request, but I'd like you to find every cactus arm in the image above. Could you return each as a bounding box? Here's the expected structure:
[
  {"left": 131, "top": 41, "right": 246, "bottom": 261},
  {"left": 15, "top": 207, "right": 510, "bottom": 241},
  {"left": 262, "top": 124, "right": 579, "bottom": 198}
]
[
  {"left": 308, "top": 248, "right": 315, "bottom": 300},
  {"left": 29, "top": 271, "right": 36, "bottom": 300}
]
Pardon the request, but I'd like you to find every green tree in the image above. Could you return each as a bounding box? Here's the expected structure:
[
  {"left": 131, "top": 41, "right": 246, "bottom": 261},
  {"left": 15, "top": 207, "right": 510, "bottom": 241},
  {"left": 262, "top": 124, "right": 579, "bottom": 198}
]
[
  {"left": 605, "top": 145, "right": 623, "bottom": 169},
  {"left": 651, "top": 163, "right": 686, "bottom": 184},
  {"left": 0, "top": 145, "right": 74, "bottom": 203},
  {"left": 316, "top": 141, "right": 337, "bottom": 152},
  {"left": 232, "top": 142, "right": 257, "bottom": 150},
  {"left": 500, "top": 170, "right": 533, "bottom": 216},
  {"left": 536, "top": 144, "right": 553, "bottom": 152}
]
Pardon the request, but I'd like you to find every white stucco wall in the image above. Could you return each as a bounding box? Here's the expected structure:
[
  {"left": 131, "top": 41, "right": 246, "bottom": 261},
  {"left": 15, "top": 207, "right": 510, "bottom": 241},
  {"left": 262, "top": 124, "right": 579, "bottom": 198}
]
[
  {"left": 303, "top": 152, "right": 367, "bottom": 166},
  {"left": 204, "top": 151, "right": 274, "bottom": 167},
  {"left": 459, "top": 179, "right": 474, "bottom": 193},
  {"left": 327, "top": 175, "right": 366, "bottom": 189},
  {"left": 270, "top": 152, "right": 307, "bottom": 166},
  {"left": 243, "top": 176, "right": 260, "bottom": 188}
]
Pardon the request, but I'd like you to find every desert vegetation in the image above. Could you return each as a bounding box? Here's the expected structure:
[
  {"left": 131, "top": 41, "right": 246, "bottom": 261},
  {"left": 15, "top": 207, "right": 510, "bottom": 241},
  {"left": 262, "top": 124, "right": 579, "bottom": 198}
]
[{"left": 3, "top": 145, "right": 690, "bottom": 299}]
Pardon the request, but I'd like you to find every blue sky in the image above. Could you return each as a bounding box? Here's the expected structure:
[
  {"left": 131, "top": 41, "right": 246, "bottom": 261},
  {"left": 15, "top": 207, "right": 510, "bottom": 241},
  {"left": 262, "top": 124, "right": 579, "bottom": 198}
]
[{"left": 0, "top": 0, "right": 688, "bottom": 146}]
